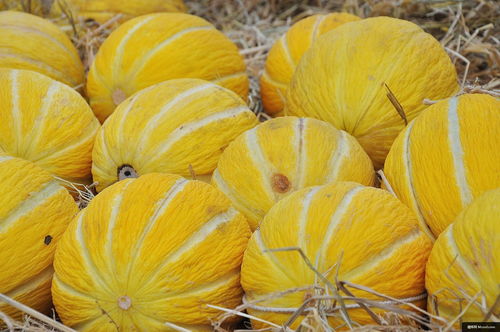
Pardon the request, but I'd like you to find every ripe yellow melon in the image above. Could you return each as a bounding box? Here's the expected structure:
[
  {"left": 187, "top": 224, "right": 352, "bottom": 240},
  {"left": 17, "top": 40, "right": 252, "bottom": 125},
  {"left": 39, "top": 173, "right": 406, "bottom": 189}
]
[
  {"left": 0, "top": 155, "right": 78, "bottom": 320},
  {"left": 426, "top": 188, "right": 499, "bottom": 327},
  {"left": 53, "top": 173, "right": 251, "bottom": 331},
  {"left": 212, "top": 116, "right": 375, "bottom": 230},
  {"left": 92, "top": 78, "right": 259, "bottom": 192},
  {"left": 261, "top": 12, "right": 360, "bottom": 116},
  {"left": 241, "top": 181, "right": 432, "bottom": 329},
  {"left": 285, "top": 17, "right": 459, "bottom": 168},
  {"left": 0, "top": 0, "right": 186, "bottom": 22},
  {"left": 87, "top": 13, "right": 249, "bottom": 122},
  {"left": 384, "top": 94, "right": 500, "bottom": 240},
  {"left": 0, "top": 69, "right": 100, "bottom": 186},
  {"left": 0, "top": 11, "right": 84, "bottom": 89},
  {"left": 63, "top": 0, "right": 187, "bottom": 24}
]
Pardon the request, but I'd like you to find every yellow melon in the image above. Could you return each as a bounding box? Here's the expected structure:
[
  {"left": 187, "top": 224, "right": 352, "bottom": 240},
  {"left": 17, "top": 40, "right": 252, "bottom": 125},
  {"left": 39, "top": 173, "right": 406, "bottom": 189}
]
[
  {"left": 384, "top": 94, "right": 500, "bottom": 240},
  {"left": 62, "top": 0, "right": 187, "bottom": 24},
  {"left": 212, "top": 116, "right": 375, "bottom": 230},
  {"left": 87, "top": 13, "right": 249, "bottom": 122},
  {"left": 285, "top": 17, "right": 459, "bottom": 168},
  {"left": 0, "top": 69, "right": 100, "bottom": 186},
  {"left": 0, "top": 155, "right": 78, "bottom": 320},
  {"left": 92, "top": 78, "right": 258, "bottom": 192},
  {"left": 426, "top": 188, "right": 499, "bottom": 327},
  {"left": 261, "top": 12, "right": 360, "bottom": 116},
  {"left": 52, "top": 173, "right": 251, "bottom": 331},
  {"left": 241, "top": 181, "right": 432, "bottom": 329},
  {"left": 0, "top": 11, "right": 84, "bottom": 89},
  {"left": 0, "top": 0, "right": 185, "bottom": 40}
]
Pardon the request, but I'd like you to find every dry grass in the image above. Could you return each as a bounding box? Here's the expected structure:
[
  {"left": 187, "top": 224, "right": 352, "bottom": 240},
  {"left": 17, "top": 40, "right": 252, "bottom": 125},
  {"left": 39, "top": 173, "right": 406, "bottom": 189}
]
[{"left": 0, "top": 0, "right": 498, "bottom": 331}]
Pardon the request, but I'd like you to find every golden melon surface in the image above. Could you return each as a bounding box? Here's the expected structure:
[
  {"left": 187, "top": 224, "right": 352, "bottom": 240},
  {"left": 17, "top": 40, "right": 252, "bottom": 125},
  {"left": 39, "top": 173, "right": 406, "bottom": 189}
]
[
  {"left": 0, "top": 156, "right": 78, "bottom": 320},
  {"left": 212, "top": 116, "right": 375, "bottom": 230},
  {"left": 87, "top": 13, "right": 249, "bottom": 122},
  {"left": 241, "top": 181, "right": 432, "bottom": 329},
  {"left": 285, "top": 16, "right": 459, "bottom": 168},
  {"left": 426, "top": 188, "right": 499, "bottom": 327},
  {"left": 261, "top": 12, "right": 360, "bottom": 115},
  {"left": 0, "top": 69, "right": 100, "bottom": 186},
  {"left": 384, "top": 93, "right": 500, "bottom": 240},
  {"left": 92, "top": 78, "right": 258, "bottom": 192},
  {"left": 0, "top": 11, "right": 84, "bottom": 89},
  {"left": 60, "top": 0, "right": 187, "bottom": 24},
  {"left": 53, "top": 173, "right": 251, "bottom": 331}
]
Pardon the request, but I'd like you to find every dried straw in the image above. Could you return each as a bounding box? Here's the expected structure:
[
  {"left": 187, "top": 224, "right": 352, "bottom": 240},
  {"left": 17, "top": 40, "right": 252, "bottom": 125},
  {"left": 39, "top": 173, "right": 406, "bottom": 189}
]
[{"left": 0, "top": 0, "right": 498, "bottom": 331}]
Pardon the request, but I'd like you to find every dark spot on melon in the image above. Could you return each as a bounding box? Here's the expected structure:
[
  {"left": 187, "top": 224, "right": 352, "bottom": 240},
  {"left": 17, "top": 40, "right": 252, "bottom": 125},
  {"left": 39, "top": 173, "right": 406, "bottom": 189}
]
[{"left": 271, "top": 173, "right": 291, "bottom": 193}]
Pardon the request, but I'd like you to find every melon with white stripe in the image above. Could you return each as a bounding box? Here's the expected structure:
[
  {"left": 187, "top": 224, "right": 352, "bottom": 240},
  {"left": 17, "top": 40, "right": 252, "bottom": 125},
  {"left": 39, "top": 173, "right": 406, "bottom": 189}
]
[
  {"left": 241, "top": 181, "right": 432, "bottom": 329},
  {"left": 426, "top": 188, "right": 499, "bottom": 326},
  {"left": 52, "top": 173, "right": 251, "bottom": 331},
  {"left": 212, "top": 116, "right": 375, "bottom": 230},
  {"left": 384, "top": 93, "right": 500, "bottom": 239},
  {"left": 0, "top": 155, "right": 78, "bottom": 320},
  {"left": 261, "top": 12, "right": 360, "bottom": 116},
  {"left": 92, "top": 78, "right": 259, "bottom": 192},
  {"left": 0, "top": 11, "right": 84, "bottom": 89},
  {"left": 0, "top": 69, "right": 100, "bottom": 187},
  {"left": 285, "top": 17, "right": 460, "bottom": 169},
  {"left": 87, "top": 12, "right": 249, "bottom": 122}
]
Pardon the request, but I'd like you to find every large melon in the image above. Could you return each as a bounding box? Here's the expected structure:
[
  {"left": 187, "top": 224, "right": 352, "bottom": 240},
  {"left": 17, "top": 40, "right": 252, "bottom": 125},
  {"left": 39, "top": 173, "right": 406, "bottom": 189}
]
[
  {"left": 92, "top": 78, "right": 258, "bottom": 192},
  {"left": 86, "top": 13, "right": 249, "bottom": 122},
  {"left": 52, "top": 173, "right": 251, "bottom": 331},
  {"left": 213, "top": 116, "right": 374, "bottom": 230},
  {"left": 285, "top": 17, "right": 459, "bottom": 168},
  {"left": 241, "top": 181, "right": 432, "bottom": 329}
]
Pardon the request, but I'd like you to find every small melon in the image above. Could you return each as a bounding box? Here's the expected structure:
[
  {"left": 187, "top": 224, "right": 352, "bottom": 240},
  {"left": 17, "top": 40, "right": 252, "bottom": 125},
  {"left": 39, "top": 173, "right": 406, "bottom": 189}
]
[
  {"left": 261, "top": 12, "right": 360, "bottom": 116},
  {"left": 285, "top": 17, "right": 459, "bottom": 168},
  {"left": 52, "top": 173, "right": 251, "bottom": 331},
  {"left": 0, "top": 69, "right": 100, "bottom": 187},
  {"left": 87, "top": 13, "right": 249, "bottom": 122},
  {"left": 426, "top": 188, "right": 499, "bottom": 327},
  {"left": 0, "top": 11, "right": 84, "bottom": 89},
  {"left": 241, "top": 181, "right": 432, "bottom": 329},
  {"left": 212, "top": 116, "right": 375, "bottom": 230},
  {"left": 0, "top": 155, "right": 78, "bottom": 320},
  {"left": 384, "top": 94, "right": 500, "bottom": 239},
  {"left": 92, "top": 78, "right": 258, "bottom": 192}
]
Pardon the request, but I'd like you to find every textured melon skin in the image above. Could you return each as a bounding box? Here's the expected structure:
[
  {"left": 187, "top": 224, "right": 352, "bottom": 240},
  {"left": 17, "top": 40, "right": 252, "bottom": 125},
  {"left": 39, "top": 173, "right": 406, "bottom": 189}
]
[
  {"left": 384, "top": 94, "right": 500, "bottom": 240},
  {"left": 0, "top": 156, "right": 78, "bottom": 320},
  {"left": 0, "top": 69, "right": 100, "bottom": 187},
  {"left": 212, "top": 116, "right": 375, "bottom": 230},
  {"left": 58, "top": 0, "right": 187, "bottom": 24},
  {"left": 0, "top": 0, "right": 185, "bottom": 40},
  {"left": 92, "top": 78, "right": 258, "bottom": 192},
  {"left": 285, "top": 16, "right": 459, "bottom": 169},
  {"left": 261, "top": 12, "right": 360, "bottom": 116},
  {"left": 426, "top": 189, "right": 500, "bottom": 327},
  {"left": 241, "top": 181, "right": 432, "bottom": 329},
  {"left": 87, "top": 13, "right": 249, "bottom": 122},
  {"left": 53, "top": 173, "right": 251, "bottom": 331},
  {"left": 0, "top": 11, "right": 84, "bottom": 89}
]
